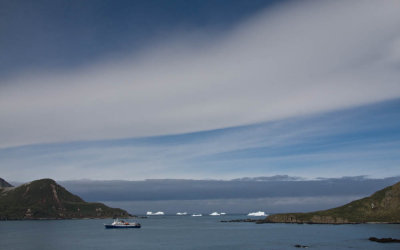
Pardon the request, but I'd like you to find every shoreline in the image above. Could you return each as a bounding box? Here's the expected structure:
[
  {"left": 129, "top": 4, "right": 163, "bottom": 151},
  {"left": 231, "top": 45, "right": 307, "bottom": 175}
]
[
  {"left": 0, "top": 216, "right": 141, "bottom": 221},
  {"left": 220, "top": 218, "right": 400, "bottom": 225}
]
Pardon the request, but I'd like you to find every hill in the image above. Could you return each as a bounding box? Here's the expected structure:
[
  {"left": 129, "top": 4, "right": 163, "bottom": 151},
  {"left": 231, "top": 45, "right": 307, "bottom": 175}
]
[
  {"left": 0, "top": 178, "right": 13, "bottom": 188},
  {"left": 261, "top": 181, "right": 400, "bottom": 224},
  {"left": 0, "top": 178, "right": 130, "bottom": 220}
]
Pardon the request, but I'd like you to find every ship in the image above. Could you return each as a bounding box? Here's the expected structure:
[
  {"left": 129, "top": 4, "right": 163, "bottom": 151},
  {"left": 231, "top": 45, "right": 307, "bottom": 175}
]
[{"left": 104, "top": 219, "right": 141, "bottom": 229}]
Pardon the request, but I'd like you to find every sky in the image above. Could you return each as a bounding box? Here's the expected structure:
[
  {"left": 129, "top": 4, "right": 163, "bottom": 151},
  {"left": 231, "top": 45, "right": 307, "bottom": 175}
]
[{"left": 1, "top": 0, "right": 400, "bottom": 212}]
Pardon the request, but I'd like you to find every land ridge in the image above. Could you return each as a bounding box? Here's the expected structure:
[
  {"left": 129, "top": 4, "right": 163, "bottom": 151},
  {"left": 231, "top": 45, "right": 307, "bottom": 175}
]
[
  {"left": 258, "top": 181, "right": 400, "bottom": 224},
  {"left": 0, "top": 178, "right": 130, "bottom": 220}
]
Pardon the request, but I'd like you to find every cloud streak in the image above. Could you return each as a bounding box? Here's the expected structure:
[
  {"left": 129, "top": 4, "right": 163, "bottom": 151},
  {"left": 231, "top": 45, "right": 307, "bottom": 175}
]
[
  {"left": 1, "top": 0, "right": 400, "bottom": 147},
  {"left": 1, "top": 99, "right": 400, "bottom": 181}
]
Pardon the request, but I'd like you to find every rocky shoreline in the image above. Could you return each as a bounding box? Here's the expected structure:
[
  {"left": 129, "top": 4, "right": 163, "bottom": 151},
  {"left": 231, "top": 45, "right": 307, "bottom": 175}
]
[
  {"left": 221, "top": 218, "right": 400, "bottom": 225},
  {"left": 369, "top": 237, "right": 400, "bottom": 243},
  {"left": 0, "top": 216, "right": 136, "bottom": 221},
  {"left": 1, "top": 215, "right": 147, "bottom": 221},
  {"left": 256, "top": 215, "right": 360, "bottom": 224},
  {"left": 220, "top": 219, "right": 259, "bottom": 223}
]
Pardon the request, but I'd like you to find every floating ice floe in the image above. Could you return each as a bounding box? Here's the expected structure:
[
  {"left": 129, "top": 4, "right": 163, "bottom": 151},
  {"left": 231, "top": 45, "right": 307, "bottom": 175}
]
[
  {"left": 209, "top": 212, "right": 221, "bottom": 216},
  {"left": 176, "top": 212, "right": 187, "bottom": 215},
  {"left": 247, "top": 211, "right": 267, "bottom": 216},
  {"left": 220, "top": 212, "right": 226, "bottom": 215},
  {"left": 192, "top": 214, "right": 202, "bottom": 217},
  {"left": 146, "top": 211, "right": 165, "bottom": 215}
]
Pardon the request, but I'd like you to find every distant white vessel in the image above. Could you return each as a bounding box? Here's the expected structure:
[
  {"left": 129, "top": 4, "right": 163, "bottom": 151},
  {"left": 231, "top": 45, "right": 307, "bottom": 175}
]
[
  {"left": 247, "top": 211, "right": 267, "bottom": 216},
  {"left": 146, "top": 211, "right": 165, "bottom": 215},
  {"left": 192, "top": 214, "right": 202, "bottom": 217},
  {"left": 104, "top": 219, "right": 141, "bottom": 229},
  {"left": 176, "top": 212, "right": 187, "bottom": 215},
  {"left": 209, "top": 212, "right": 220, "bottom": 216}
]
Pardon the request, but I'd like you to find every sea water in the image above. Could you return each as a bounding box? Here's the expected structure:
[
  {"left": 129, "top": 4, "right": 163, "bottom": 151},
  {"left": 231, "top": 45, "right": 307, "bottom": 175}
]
[{"left": 1, "top": 215, "right": 399, "bottom": 250}]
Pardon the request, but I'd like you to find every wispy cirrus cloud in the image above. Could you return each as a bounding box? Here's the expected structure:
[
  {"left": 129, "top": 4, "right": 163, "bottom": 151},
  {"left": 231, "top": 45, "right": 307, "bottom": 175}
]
[
  {"left": 1, "top": 0, "right": 400, "bottom": 148},
  {"left": 1, "top": 99, "right": 400, "bottom": 181}
]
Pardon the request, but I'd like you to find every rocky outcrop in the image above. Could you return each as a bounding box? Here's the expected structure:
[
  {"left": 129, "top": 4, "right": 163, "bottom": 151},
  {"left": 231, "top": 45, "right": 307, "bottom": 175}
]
[
  {"left": 294, "top": 244, "right": 309, "bottom": 248},
  {"left": 220, "top": 219, "right": 259, "bottom": 223},
  {"left": 369, "top": 237, "right": 400, "bottom": 243},
  {"left": 0, "top": 178, "right": 13, "bottom": 188},
  {"left": 260, "top": 181, "right": 400, "bottom": 224},
  {"left": 0, "top": 178, "right": 130, "bottom": 220}
]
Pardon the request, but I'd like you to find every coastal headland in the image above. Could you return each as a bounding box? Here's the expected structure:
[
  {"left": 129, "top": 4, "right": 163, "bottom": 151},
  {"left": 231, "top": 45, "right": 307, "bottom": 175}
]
[
  {"left": 0, "top": 178, "right": 130, "bottom": 220},
  {"left": 257, "top": 181, "right": 400, "bottom": 224}
]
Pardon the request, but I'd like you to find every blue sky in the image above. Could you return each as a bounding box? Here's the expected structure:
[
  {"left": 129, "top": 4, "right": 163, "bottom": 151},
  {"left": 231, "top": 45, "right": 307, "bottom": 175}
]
[
  {"left": 1, "top": 0, "right": 400, "bottom": 182},
  {"left": 1, "top": 0, "right": 275, "bottom": 78}
]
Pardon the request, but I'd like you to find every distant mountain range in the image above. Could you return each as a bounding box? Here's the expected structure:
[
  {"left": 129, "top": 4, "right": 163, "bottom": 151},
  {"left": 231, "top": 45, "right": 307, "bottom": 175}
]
[
  {"left": 262, "top": 181, "right": 400, "bottom": 224},
  {"left": 0, "top": 178, "right": 130, "bottom": 220}
]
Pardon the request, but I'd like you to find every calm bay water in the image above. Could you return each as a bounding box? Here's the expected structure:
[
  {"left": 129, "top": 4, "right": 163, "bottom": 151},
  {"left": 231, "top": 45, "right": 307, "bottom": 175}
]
[{"left": 1, "top": 215, "right": 399, "bottom": 250}]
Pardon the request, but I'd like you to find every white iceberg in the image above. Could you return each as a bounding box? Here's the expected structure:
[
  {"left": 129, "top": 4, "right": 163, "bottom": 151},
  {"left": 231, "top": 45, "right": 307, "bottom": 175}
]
[
  {"left": 209, "top": 212, "right": 220, "bottom": 216},
  {"left": 176, "top": 212, "right": 187, "bottom": 215},
  {"left": 146, "top": 211, "right": 164, "bottom": 215},
  {"left": 247, "top": 211, "right": 267, "bottom": 216},
  {"left": 192, "top": 214, "right": 202, "bottom": 217},
  {"left": 220, "top": 212, "right": 226, "bottom": 215}
]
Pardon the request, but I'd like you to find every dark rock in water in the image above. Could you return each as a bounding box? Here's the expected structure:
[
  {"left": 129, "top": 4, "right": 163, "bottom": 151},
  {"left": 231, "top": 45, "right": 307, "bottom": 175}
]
[
  {"left": 369, "top": 237, "right": 400, "bottom": 243},
  {"left": 0, "top": 178, "right": 130, "bottom": 220},
  {"left": 221, "top": 219, "right": 259, "bottom": 223},
  {"left": 0, "top": 178, "right": 13, "bottom": 188},
  {"left": 259, "top": 181, "right": 400, "bottom": 224},
  {"left": 294, "top": 244, "right": 309, "bottom": 248}
]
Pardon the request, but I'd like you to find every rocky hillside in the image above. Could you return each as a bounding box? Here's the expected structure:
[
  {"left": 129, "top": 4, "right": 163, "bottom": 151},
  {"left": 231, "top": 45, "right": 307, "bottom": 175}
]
[
  {"left": 261, "top": 181, "right": 400, "bottom": 224},
  {"left": 0, "top": 178, "right": 130, "bottom": 220},
  {"left": 0, "top": 178, "right": 13, "bottom": 188}
]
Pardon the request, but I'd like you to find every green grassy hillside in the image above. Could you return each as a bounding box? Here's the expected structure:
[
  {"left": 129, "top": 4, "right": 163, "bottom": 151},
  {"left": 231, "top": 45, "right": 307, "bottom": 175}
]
[
  {"left": 262, "top": 181, "right": 400, "bottom": 224},
  {"left": 0, "top": 178, "right": 129, "bottom": 220}
]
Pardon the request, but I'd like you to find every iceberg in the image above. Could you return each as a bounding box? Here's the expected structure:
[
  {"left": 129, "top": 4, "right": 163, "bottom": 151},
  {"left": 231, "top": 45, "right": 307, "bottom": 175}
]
[
  {"left": 146, "top": 211, "right": 164, "bottom": 215},
  {"left": 220, "top": 212, "right": 226, "bottom": 215},
  {"left": 209, "top": 212, "right": 220, "bottom": 216},
  {"left": 247, "top": 211, "right": 267, "bottom": 216},
  {"left": 176, "top": 212, "right": 187, "bottom": 215},
  {"left": 192, "top": 214, "right": 202, "bottom": 217}
]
